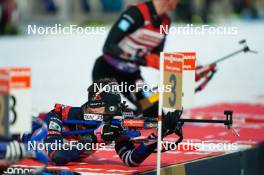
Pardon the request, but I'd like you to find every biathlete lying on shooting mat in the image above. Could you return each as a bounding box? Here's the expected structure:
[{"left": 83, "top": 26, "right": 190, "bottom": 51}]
[{"left": 21, "top": 78, "right": 183, "bottom": 166}]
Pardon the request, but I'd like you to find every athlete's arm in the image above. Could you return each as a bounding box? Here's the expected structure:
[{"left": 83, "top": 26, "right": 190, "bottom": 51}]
[
  {"left": 152, "top": 38, "right": 166, "bottom": 54},
  {"left": 143, "top": 24, "right": 169, "bottom": 70},
  {"left": 114, "top": 136, "right": 157, "bottom": 167},
  {"left": 103, "top": 5, "right": 169, "bottom": 66},
  {"left": 44, "top": 111, "right": 64, "bottom": 145},
  {"left": 103, "top": 6, "right": 144, "bottom": 61},
  {"left": 43, "top": 106, "right": 83, "bottom": 165}
]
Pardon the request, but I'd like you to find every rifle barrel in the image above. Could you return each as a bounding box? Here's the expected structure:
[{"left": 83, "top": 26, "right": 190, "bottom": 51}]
[{"left": 180, "top": 118, "right": 227, "bottom": 124}]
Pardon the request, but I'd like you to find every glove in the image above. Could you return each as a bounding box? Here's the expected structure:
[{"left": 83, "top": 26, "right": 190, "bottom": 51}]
[
  {"left": 79, "top": 133, "right": 97, "bottom": 143},
  {"left": 133, "top": 49, "right": 160, "bottom": 70},
  {"left": 22, "top": 119, "right": 49, "bottom": 164},
  {"left": 195, "top": 63, "right": 217, "bottom": 92},
  {"left": 144, "top": 53, "right": 160, "bottom": 70},
  {"left": 195, "top": 63, "right": 217, "bottom": 81},
  {"left": 162, "top": 110, "right": 183, "bottom": 137},
  {"left": 95, "top": 124, "right": 121, "bottom": 142},
  {"left": 136, "top": 53, "right": 160, "bottom": 69}
]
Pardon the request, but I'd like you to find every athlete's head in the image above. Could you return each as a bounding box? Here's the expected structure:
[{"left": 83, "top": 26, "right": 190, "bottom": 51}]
[
  {"left": 153, "top": 0, "right": 179, "bottom": 15},
  {"left": 84, "top": 78, "right": 122, "bottom": 118}
]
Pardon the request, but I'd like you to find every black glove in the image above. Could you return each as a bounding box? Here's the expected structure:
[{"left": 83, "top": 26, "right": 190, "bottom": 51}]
[
  {"left": 79, "top": 133, "right": 97, "bottom": 143},
  {"left": 134, "top": 49, "right": 148, "bottom": 66},
  {"left": 101, "top": 124, "right": 121, "bottom": 142},
  {"left": 162, "top": 110, "right": 183, "bottom": 137},
  {"left": 122, "top": 48, "right": 148, "bottom": 65}
]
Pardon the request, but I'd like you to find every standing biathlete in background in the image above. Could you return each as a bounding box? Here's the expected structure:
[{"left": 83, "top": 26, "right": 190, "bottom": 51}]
[{"left": 92, "top": 0, "right": 179, "bottom": 117}]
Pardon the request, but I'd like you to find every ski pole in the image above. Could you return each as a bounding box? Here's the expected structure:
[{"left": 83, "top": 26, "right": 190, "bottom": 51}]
[{"left": 211, "top": 39, "right": 258, "bottom": 65}]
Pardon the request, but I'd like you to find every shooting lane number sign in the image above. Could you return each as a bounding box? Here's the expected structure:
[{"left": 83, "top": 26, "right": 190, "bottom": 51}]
[
  {"left": 182, "top": 52, "right": 196, "bottom": 109},
  {"left": 162, "top": 53, "right": 184, "bottom": 110},
  {"left": 0, "top": 68, "right": 32, "bottom": 135},
  {"left": 157, "top": 52, "right": 184, "bottom": 174},
  {"left": 0, "top": 69, "right": 9, "bottom": 135},
  {"left": 157, "top": 52, "right": 195, "bottom": 174}
]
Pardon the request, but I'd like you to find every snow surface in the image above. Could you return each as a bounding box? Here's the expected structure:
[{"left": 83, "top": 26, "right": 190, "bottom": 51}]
[{"left": 0, "top": 21, "right": 264, "bottom": 112}]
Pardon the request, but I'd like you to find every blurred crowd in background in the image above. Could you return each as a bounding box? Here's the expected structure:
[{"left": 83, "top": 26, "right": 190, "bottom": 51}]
[{"left": 0, "top": 0, "right": 264, "bottom": 35}]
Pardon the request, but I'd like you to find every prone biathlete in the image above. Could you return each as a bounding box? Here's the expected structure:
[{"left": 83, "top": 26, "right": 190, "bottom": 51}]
[{"left": 23, "top": 79, "right": 182, "bottom": 166}]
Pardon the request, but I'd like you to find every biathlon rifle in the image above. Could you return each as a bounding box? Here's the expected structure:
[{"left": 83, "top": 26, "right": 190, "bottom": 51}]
[
  {"left": 61, "top": 108, "right": 237, "bottom": 153},
  {"left": 112, "top": 110, "right": 238, "bottom": 149}
]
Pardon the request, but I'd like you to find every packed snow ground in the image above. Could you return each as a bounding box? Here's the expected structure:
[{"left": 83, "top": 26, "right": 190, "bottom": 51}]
[{"left": 0, "top": 21, "right": 264, "bottom": 112}]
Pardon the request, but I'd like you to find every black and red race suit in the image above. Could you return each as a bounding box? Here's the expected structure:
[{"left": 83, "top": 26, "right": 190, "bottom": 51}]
[{"left": 92, "top": 1, "right": 170, "bottom": 115}]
